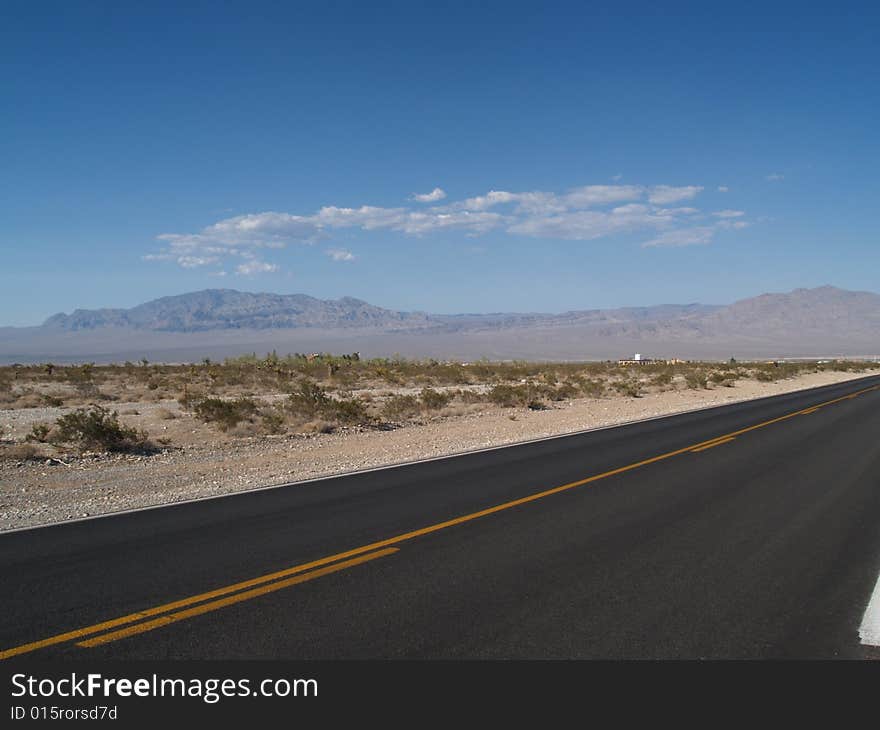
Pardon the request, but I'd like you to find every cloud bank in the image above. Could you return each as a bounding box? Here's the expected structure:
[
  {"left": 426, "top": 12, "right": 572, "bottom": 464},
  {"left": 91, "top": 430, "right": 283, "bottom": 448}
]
[{"left": 145, "top": 182, "right": 750, "bottom": 272}]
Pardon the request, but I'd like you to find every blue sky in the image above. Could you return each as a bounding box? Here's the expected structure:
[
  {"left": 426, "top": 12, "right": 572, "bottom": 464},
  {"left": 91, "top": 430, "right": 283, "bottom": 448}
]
[{"left": 1, "top": 1, "right": 877, "bottom": 326}]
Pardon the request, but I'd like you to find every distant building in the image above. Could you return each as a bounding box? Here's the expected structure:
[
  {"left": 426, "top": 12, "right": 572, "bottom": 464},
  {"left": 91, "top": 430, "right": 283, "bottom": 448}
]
[
  {"left": 618, "top": 353, "right": 656, "bottom": 366},
  {"left": 617, "top": 354, "right": 685, "bottom": 366}
]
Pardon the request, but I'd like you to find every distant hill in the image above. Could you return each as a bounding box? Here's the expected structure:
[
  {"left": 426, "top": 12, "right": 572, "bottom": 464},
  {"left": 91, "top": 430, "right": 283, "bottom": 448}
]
[
  {"left": 42, "top": 289, "right": 436, "bottom": 332},
  {"left": 2, "top": 285, "right": 878, "bottom": 363}
]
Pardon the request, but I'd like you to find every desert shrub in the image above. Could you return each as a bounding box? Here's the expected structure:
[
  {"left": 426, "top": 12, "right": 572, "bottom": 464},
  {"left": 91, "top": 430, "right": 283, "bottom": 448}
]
[
  {"left": 382, "top": 394, "right": 420, "bottom": 420},
  {"left": 26, "top": 423, "right": 52, "bottom": 443},
  {"left": 487, "top": 384, "right": 531, "bottom": 407},
  {"left": 53, "top": 406, "right": 153, "bottom": 453},
  {"left": 552, "top": 382, "right": 580, "bottom": 401},
  {"left": 41, "top": 394, "right": 64, "bottom": 407},
  {"left": 419, "top": 387, "right": 452, "bottom": 411},
  {"left": 0, "top": 443, "right": 42, "bottom": 461},
  {"left": 650, "top": 371, "right": 674, "bottom": 388},
  {"left": 754, "top": 370, "right": 776, "bottom": 382},
  {"left": 613, "top": 380, "right": 643, "bottom": 398},
  {"left": 579, "top": 379, "right": 606, "bottom": 398},
  {"left": 193, "top": 397, "right": 259, "bottom": 431},
  {"left": 302, "top": 420, "right": 335, "bottom": 434},
  {"left": 287, "top": 380, "right": 332, "bottom": 419},
  {"left": 685, "top": 372, "right": 708, "bottom": 389},
  {"left": 13, "top": 392, "right": 44, "bottom": 408},
  {"left": 527, "top": 400, "right": 549, "bottom": 410},
  {"left": 177, "top": 388, "right": 204, "bottom": 410},
  {"left": 73, "top": 381, "right": 100, "bottom": 398},
  {"left": 260, "top": 408, "right": 287, "bottom": 434},
  {"left": 709, "top": 372, "right": 727, "bottom": 384},
  {"left": 328, "top": 397, "right": 370, "bottom": 426},
  {"left": 285, "top": 380, "right": 370, "bottom": 426},
  {"left": 457, "top": 389, "right": 485, "bottom": 404},
  {"left": 154, "top": 407, "right": 176, "bottom": 420}
]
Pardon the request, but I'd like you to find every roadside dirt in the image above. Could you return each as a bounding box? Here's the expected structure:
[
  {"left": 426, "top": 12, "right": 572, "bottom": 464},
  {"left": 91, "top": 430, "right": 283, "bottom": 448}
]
[{"left": 0, "top": 369, "right": 870, "bottom": 532}]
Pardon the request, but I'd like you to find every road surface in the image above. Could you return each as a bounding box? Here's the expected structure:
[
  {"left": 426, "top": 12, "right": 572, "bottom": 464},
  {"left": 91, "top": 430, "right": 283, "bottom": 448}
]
[{"left": 2, "top": 374, "right": 880, "bottom": 660}]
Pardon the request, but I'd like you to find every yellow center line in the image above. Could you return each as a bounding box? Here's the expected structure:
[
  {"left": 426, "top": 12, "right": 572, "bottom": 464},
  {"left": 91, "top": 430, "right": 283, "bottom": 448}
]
[
  {"left": 0, "top": 548, "right": 395, "bottom": 660},
  {"left": 690, "top": 436, "right": 737, "bottom": 452},
  {"left": 77, "top": 548, "right": 398, "bottom": 648},
  {"left": 1, "top": 380, "right": 877, "bottom": 659}
]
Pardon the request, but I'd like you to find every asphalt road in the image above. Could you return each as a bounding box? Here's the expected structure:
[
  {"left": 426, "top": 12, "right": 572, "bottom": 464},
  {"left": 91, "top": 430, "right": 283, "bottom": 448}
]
[{"left": 2, "top": 374, "right": 880, "bottom": 660}]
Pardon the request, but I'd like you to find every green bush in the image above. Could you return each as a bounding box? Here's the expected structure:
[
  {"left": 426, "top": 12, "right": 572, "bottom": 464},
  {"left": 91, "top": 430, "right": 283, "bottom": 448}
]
[
  {"left": 193, "top": 397, "right": 259, "bottom": 431},
  {"left": 552, "top": 383, "right": 580, "bottom": 401},
  {"left": 382, "top": 394, "right": 420, "bottom": 420},
  {"left": 419, "top": 387, "right": 451, "bottom": 411},
  {"left": 26, "top": 423, "right": 52, "bottom": 443},
  {"left": 685, "top": 372, "right": 708, "bottom": 389},
  {"left": 613, "top": 380, "right": 643, "bottom": 398},
  {"left": 260, "top": 408, "right": 287, "bottom": 434},
  {"left": 487, "top": 384, "right": 531, "bottom": 407},
  {"left": 329, "top": 397, "right": 370, "bottom": 426},
  {"left": 579, "top": 379, "right": 606, "bottom": 398},
  {"left": 650, "top": 371, "right": 674, "bottom": 387},
  {"left": 287, "top": 380, "right": 332, "bottom": 419},
  {"left": 53, "top": 406, "right": 153, "bottom": 453},
  {"left": 457, "top": 389, "right": 486, "bottom": 404}
]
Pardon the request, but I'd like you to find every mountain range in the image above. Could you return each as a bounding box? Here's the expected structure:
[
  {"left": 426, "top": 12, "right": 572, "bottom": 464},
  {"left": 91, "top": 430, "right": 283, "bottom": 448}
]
[{"left": 2, "top": 286, "right": 878, "bottom": 363}]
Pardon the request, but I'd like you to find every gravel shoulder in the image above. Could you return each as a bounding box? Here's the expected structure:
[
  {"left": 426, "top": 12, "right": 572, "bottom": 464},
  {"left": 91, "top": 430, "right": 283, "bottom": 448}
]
[{"left": 0, "top": 370, "right": 870, "bottom": 532}]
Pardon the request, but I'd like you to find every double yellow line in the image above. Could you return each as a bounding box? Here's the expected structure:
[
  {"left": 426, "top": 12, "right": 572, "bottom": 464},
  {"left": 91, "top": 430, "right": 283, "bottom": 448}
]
[{"left": 2, "top": 379, "right": 877, "bottom": 660}]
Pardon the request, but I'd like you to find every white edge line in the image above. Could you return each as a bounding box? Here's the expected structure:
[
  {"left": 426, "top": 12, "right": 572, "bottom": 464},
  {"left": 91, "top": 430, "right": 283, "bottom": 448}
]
[
  {"left": 859, "top": 572, "right": 880, "bottom": 647},
  {"left": 2, "top": 373, "right": 877, "bottom": 536}
]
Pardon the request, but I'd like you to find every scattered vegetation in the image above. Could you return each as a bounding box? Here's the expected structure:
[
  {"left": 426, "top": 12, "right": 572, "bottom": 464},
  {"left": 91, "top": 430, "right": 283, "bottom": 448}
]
[
  {"left": 381, "top": 394, "right": 420, "bottom": 421},
  {"left": 0, "top": 356, "right": 874, "bottom": 459},
  {"left": 419, "top": 387, "right": 452, "bottom": 411},
  {"left": 52, "top": 406, "right": 154, "bottom": 453},
  {"left": 192, "top": 397, "right": 259, "bottom": 432}
]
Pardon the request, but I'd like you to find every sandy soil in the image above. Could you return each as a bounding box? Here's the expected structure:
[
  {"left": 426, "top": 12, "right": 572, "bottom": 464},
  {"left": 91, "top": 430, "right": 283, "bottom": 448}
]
[{"left": 0, "top": 369, "right": 871, "bottom": 532}]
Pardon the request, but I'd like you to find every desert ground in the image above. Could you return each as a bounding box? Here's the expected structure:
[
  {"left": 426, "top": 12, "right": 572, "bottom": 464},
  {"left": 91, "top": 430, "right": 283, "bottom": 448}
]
[{"left": 0, "top": 355, "right": 876, "bottom": 531}]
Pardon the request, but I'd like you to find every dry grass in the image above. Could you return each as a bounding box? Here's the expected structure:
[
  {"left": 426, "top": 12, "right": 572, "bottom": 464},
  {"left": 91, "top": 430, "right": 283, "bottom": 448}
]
[
  {"left": 0, "top": 356, "right": 874, "bottom": 456},
  {"left": 0, "top": 443, "right": 44, "bottom": 461}
]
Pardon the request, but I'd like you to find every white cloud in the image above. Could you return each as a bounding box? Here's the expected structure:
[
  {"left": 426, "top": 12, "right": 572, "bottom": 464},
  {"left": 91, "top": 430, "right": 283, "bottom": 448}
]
[
  {"left": 144, "top": 180, "right": 746, "bottom": 268},
  {"left": 612, "top": 173, "right": 623, "bottom": 181},
  {"left": 396, "top": 209, "right": 505, "bottom": 235},
  {"left": 564, "top": 185, "right": 644, "bottom": 207},
  {"left": 159, "top": 212, "right": 319, "bottom": 250},
  {"left": 509, "top": 203, "right": 673, "bottom": 241},
  {"left": 654, "top": 207, "right": 699, "bottom": 216},
  {"left": 457, "top": 190, "right": 519, "bottom": 211},
  {"left": 647, "top": 185, "right": 704, "bottom": 205},
  {"left": 315, "top": 205, "right": 407, "bottom": 229},
  {"left": 326, "top": 248, "right": 356, "bottom": 262},
  {"left": 766, "top": 173, "right": 784, "bottom": 181},
  {"left": 642, "top": 227, "right": 715, "bottom": 248},
  {"left": 717, "top": 185, "right": 729, "bottom": 192},
  {"left": 716, "top": 219, "right": 750, "bottom": 230},
  {"left": 177, "top": 255, "right": 219, "bottom": 268},
  {"left": 411, "top": 187, "right": 447, "bottom": 203},
  {"left": 235, "top": 260, "right": 279, "bottom": 276}
]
